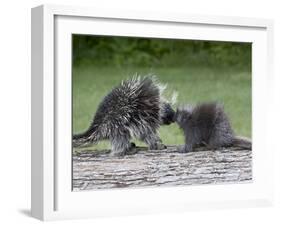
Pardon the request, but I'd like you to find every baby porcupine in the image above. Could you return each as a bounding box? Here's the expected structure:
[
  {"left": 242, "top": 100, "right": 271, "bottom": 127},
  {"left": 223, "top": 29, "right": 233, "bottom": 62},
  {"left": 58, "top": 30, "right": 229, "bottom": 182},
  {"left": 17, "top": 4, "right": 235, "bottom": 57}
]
[
  {"left": 174, "top": 102, "right": 251, "bottom": 153},
  {"left": 73, "top": 76, "right": 175, "bottom": 156}
]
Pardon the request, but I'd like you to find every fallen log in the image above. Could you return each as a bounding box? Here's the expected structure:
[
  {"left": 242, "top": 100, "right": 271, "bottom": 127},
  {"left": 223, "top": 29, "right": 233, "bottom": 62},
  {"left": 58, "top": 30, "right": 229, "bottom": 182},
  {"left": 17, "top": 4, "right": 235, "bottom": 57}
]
[{"left": 72, "top": 145, "right": 252, "bottom": 191}]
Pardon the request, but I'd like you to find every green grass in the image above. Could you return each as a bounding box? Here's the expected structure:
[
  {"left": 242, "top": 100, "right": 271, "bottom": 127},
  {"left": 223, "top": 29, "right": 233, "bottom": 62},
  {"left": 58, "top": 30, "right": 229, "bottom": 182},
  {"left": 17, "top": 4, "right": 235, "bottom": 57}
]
[{"left": 73, "top": 65, "right": 251, "bottom": 151}]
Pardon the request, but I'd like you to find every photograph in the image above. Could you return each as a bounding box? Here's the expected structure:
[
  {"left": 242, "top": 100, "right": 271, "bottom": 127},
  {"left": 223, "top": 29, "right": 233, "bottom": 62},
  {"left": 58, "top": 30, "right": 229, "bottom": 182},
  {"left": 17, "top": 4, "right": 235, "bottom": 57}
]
[{"left": 72, "top": 35, "right": 252, "bottom": 191}]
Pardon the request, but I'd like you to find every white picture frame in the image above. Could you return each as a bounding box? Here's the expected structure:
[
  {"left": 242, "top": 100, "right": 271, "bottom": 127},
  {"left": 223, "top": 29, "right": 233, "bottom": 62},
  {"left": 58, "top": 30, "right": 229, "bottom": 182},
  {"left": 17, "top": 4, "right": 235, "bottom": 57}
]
[{"left": 31, "top": 4, "right": 274, "bottom": 221}]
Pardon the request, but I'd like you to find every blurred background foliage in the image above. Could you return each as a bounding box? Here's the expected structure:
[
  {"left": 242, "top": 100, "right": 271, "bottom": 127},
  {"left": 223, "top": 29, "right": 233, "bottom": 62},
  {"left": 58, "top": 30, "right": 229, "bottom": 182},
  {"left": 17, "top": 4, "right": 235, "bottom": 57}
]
[
  {"left": 73, "top": 35, "right": 251, "bottom": 69},
  {"left": 72, "top": 35, "right": 251, "bottom": 152}
]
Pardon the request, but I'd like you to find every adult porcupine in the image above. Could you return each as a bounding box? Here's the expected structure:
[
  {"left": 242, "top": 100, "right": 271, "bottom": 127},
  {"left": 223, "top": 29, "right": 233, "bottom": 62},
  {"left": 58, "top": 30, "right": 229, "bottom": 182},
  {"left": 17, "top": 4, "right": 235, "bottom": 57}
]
[
  {"left": 174, "top": 102, "right": 251, "bottom": 153},
  {"left": 73, "top": 76, "right": 175, "bottom": 156}
]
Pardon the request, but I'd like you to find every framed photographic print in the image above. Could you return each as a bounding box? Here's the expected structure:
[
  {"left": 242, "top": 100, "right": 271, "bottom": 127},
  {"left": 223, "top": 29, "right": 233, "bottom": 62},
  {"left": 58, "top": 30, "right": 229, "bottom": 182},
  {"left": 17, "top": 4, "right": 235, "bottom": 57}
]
[{"left": 31, "top": 4, "right": 274, "bottom": 221}]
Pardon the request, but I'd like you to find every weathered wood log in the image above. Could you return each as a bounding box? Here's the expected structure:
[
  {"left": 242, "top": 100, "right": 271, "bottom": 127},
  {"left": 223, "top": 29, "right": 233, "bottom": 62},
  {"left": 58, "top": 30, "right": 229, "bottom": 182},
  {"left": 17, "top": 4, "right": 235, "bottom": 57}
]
[{"left": 72, "top": 145, "right": 252, "bottom": 191}]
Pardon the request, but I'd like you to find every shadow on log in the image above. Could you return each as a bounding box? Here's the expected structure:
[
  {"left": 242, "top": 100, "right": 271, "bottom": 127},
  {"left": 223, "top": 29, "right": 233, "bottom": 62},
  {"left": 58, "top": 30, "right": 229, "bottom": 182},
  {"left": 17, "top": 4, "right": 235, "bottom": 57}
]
[{"left": 73, "top": 145, "right": 252, "bottom": 191}]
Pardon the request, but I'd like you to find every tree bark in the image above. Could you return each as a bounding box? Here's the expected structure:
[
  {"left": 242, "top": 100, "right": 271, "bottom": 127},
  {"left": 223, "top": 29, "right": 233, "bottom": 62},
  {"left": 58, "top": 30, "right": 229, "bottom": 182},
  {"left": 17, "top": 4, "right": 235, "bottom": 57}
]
[{"left": 72, "top": 146, "right": 252, "bottom": 191}]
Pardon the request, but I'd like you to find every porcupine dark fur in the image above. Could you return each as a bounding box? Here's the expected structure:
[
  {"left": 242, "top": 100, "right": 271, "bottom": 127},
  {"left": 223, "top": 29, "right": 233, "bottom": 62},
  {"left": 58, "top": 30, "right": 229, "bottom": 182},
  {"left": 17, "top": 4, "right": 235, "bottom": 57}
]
[
  {"left": 73, "top": 76, "right": 175, "bottom": 156},
  {"left": 174, "top": 102, "right": 251, "bottom": 153}
]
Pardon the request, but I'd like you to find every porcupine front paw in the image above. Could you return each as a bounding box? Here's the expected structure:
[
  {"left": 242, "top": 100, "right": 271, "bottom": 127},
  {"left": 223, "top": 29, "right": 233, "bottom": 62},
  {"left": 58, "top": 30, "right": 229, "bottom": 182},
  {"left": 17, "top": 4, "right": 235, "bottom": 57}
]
[
  {"left": 156, "top": 142, "right": 167, "bottom": 150},
  {"left": 149, "top": 142, "right": 167, "bottom": 150},
  {"left": 177, "top": 145, "right": 192, "bottom": 153},
  {"left": 177, "top": 145, "right": 186, "bottom": 153}
]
